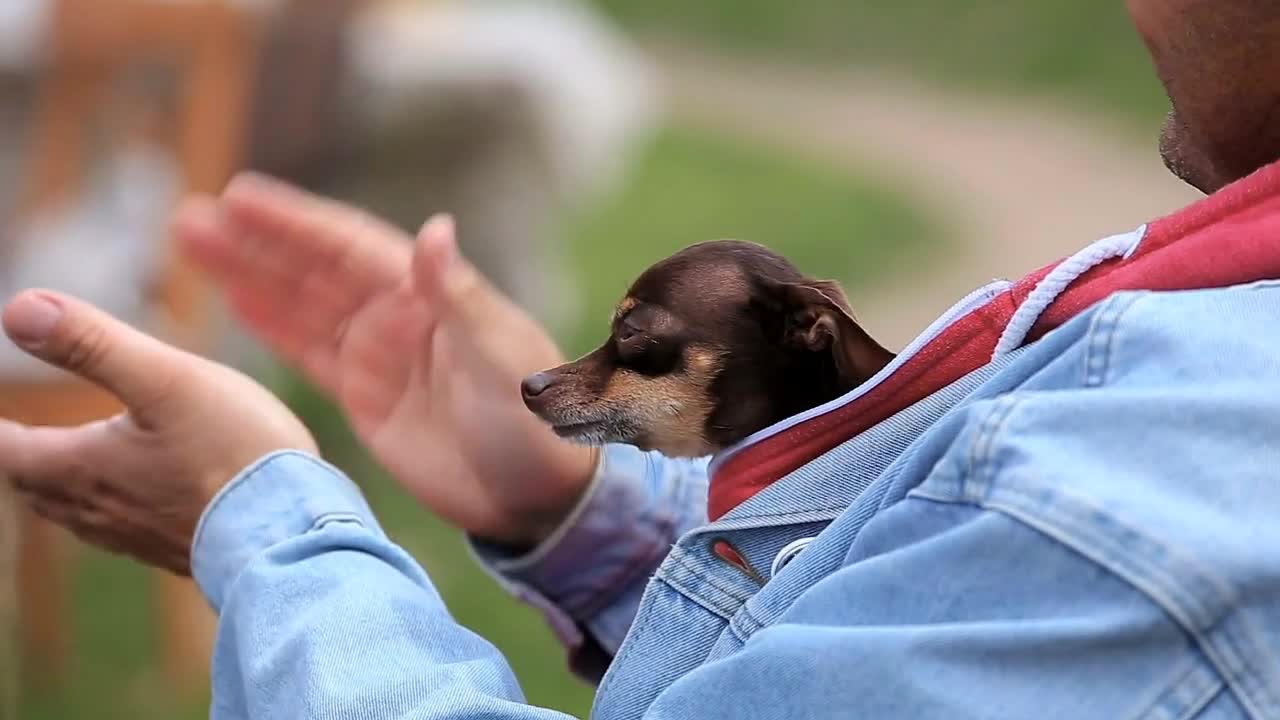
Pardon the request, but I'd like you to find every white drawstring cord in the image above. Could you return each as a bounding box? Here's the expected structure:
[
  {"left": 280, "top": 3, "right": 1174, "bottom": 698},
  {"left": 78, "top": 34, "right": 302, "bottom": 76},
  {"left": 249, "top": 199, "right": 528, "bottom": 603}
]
[{"left": 992, "top": 225, "right": 1146, "bottom": 360}]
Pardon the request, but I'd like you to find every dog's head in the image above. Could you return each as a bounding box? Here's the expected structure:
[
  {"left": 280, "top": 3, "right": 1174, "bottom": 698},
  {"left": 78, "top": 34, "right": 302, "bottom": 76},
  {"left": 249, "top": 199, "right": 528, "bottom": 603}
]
[{"left": 521, "top": 240, "right": 894, "bottom": 457}]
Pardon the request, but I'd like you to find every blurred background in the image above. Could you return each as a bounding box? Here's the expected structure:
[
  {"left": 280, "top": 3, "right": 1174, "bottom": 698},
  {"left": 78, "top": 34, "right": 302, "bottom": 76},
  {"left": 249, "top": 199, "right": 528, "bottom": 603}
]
[{"left": 0, "top": 0, "right": 1203, "bottom": 718}]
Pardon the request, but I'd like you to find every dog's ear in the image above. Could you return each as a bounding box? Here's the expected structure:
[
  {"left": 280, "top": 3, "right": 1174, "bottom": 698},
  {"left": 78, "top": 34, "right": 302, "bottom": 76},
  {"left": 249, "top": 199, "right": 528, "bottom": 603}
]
[{"left": 760, "top": 277, "right": 894, "bottom": 387}]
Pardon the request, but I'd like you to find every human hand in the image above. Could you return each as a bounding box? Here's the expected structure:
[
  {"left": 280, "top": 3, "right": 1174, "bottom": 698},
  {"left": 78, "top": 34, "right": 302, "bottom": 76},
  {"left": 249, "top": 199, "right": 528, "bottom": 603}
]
[
  {"left": 0, "top": 290, "right": 317, "bottom": 574},
  {"left": 175, "top": 174, "right": 597, "bottom": 546}
]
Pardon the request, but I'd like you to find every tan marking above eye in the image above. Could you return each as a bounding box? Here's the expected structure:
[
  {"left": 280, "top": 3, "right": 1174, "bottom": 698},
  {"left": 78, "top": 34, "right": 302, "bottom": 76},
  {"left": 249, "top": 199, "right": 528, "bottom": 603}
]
[
  {"left": 687, "top": 347, "right": 723, "bottom": 375},
  {"left": 612, "top": 297, "right": 638, "bottom": 325}
]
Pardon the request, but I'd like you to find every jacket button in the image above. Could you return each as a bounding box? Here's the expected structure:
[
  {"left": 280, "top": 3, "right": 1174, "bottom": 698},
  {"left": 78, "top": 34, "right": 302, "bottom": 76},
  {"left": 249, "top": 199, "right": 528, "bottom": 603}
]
[{"left": 770, "top": 537, "right": 815, "bottom": 578}]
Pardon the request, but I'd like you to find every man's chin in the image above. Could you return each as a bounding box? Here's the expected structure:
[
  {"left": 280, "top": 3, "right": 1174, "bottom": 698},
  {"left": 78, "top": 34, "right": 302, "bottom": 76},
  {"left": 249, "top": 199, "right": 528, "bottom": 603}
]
[{"left": 1159, "top": 110, "right": 1223, "bottom": 195}]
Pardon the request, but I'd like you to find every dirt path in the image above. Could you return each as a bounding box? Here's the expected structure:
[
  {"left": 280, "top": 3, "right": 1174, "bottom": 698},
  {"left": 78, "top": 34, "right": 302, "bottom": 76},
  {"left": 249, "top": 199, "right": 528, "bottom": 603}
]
[{"left": 648, "top": 43, "right": 1202, "bottom": 348}]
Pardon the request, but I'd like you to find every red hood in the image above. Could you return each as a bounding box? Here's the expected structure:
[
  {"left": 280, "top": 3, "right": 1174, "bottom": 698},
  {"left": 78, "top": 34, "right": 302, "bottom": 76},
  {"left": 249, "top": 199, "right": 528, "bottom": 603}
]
[{"left": 709, "top": 160, "right": 1280, "bottom": 521}]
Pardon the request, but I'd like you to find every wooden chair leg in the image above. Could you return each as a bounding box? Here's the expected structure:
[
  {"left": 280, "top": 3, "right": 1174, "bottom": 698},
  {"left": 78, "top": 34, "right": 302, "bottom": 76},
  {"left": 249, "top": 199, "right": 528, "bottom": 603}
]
[
  {"left": 4, "top": 383, "right": 112, "bottom": 689},
  {"left": 16, "top": 510, "right": 72, "bottom": 688},
  {"left": 156, "top": 575, "right": 216, "bottom": 694},
  {"left": 0, "top": 483, "right": 18, "bottom": 718},
  {"left": 150, "top": 3, "right": 260, "bottom": 690}
]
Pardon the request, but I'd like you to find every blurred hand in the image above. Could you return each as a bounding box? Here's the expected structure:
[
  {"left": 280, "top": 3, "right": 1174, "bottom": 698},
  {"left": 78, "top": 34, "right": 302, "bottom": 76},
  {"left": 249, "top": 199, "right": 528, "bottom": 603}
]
[
  {"left": 175, "top": 174, "right": 598, "bottom": 546},
  {"left": 0, "top": 290, "right": 317, "bottom": 574}
]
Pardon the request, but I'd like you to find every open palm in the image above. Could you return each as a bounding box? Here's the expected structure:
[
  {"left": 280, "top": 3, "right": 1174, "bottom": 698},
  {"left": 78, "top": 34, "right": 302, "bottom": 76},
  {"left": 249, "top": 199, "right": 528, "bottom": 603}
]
[{"left": 175, "top": 175, "right": 596, "bottom": 544}]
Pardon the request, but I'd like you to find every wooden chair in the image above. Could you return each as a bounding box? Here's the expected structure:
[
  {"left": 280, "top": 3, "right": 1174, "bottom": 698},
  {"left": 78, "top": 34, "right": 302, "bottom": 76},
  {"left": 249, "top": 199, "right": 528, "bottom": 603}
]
[{"left": 1, "top": 0, "right": 261, "bottom": 693}]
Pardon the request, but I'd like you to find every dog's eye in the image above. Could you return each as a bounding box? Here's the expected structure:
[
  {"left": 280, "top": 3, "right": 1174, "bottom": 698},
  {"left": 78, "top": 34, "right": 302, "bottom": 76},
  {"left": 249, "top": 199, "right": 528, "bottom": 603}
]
[
  {"left": 617, "top": 323, "right": 644, "bottom": 345},
  {"left": 615, "top": 324, "right": 678, "bottom": 375},
  {"left": 616, "top": 324, "right": 650, "bottom": 361}
]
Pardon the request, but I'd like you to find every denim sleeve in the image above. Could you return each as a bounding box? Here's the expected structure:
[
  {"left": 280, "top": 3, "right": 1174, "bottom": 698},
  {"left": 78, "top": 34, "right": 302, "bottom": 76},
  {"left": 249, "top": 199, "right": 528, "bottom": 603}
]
[
  {"left": 192, "top": 450, "right": 579, "bottom": 720},
  {"left": 467, "top": 444, "right": 709, "bottom": 682}
]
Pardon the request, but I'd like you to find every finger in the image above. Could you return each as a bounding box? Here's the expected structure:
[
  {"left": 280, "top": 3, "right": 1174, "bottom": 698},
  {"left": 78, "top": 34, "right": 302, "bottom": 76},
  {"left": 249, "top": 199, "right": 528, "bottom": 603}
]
[
  {"left": 172, "top": 195, "right": 236, "bottom": 275},
  {"left": 0, "top": 418, "right": 112, "bottom": 493},
  {"left": 176, "top": 192, "right": 382, "bottom": 328},
  {"left": 411, "top": 213, "right": 458, "bottom": 298},
  {"left": 411, "top": 214, "right": 494, "bottom": 321},
  {"left": 18, "top": 488, "right": 188, "bottom": 575},
  {"left": 336, "top": 289, "right": 428, "bottom": 435},
  {"left": 340, "top": 369, "right": 402, "bottom": 438},
  {"left": 25, "top": 492, "right": 81, "bottom": 529},
  {"left": 224, "top": 287, "right": 343, "bottom": 391},
  {"left": 22, "top": 488, "right": 108, "bottom": 529},
  {"left": 221, "top": 172, "right": 410, "bottom": 289},
  {"left": 225, "top": 285, "right": 341, "bottom": 353},
  {"left": 410, "top": 215, "right": 524, "bottom": 359},
  {"left": 2, "top": 291, "right": 186, "bottom": 414},
  {"left": 339, "top": 287, "right": 426, "bottom": 375},
  {"left": 179, "top": 175, "right": 416, "bottom": 389}
]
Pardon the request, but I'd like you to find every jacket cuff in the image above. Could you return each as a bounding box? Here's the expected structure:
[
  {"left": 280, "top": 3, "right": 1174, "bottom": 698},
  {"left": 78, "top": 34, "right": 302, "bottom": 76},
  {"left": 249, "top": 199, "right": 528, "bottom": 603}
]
[
  {"left": 468, "top": 444, "right": 703, "bottom": 678},
  {"left": 191, "top": 450, "right": 384, "bottom": 612}
]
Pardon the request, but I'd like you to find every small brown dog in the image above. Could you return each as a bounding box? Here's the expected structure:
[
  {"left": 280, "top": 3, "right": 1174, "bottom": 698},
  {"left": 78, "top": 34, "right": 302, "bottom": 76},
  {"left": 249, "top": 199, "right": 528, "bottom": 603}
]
[{"left": 520, "top": 240, "right": 895, "bottom": 457}]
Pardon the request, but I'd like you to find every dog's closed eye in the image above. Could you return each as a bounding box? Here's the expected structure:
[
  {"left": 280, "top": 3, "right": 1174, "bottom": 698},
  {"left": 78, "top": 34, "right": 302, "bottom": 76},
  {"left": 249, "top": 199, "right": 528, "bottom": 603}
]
[{"left": 616, "top": 321, "right": 643, "bottom": 347}]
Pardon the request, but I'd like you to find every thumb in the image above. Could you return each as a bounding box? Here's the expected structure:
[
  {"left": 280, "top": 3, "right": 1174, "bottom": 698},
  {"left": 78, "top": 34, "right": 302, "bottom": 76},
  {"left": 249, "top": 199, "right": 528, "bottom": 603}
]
[
  {"left": 411, "top": 214, "right": 496, "bottom": 321},
  {"left": 2, "top": 290, "right": 185, "bottom": 413},
  {"left": 411, "top": 213, "right": 461, "bottom": 299}
]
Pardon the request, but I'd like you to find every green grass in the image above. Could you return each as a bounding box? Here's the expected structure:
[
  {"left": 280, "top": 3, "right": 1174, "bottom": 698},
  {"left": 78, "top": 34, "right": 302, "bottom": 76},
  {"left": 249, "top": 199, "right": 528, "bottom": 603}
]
[
  {"left": 592, "top": 0, "right": 1171, "bottom": 128},
  {"left": 18, "top": 125, "right": 935, "bottom": 719}
]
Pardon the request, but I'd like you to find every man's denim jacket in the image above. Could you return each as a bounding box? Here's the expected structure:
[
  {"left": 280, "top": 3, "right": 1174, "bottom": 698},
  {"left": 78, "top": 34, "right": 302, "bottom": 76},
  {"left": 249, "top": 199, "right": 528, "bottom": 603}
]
[{"left": 192, "top": 167, "right": 1280, "bottom": 719}]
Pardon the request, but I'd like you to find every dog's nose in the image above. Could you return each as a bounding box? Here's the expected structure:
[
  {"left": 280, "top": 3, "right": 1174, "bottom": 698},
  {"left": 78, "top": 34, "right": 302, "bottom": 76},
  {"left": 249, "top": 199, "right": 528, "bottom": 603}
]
[{"left": 521, "top": 371, "right": 556, "bottom": 400}]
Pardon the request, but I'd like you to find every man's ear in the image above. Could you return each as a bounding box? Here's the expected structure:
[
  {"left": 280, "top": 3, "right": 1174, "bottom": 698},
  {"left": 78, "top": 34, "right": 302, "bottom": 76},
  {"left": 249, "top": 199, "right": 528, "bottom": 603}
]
[{"left": 765, "top": 278, "right": 895, "bottom": 387}]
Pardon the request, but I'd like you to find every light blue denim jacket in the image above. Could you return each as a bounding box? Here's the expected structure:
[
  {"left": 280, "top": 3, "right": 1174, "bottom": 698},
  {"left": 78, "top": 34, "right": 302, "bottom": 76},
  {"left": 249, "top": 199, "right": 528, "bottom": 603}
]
[{"left": 193, "top": 273, "right": 1280, "bottom": 719}]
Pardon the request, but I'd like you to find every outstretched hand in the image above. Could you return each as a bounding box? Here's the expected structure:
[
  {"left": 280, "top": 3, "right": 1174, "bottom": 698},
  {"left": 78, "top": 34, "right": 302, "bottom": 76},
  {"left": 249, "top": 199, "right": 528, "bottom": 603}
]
[
  {"left": 175, "top": 174, "right": 598, "bottom": 546},
  {"left": 0, "top": 290, "right": 317, "bottom": 574}
]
